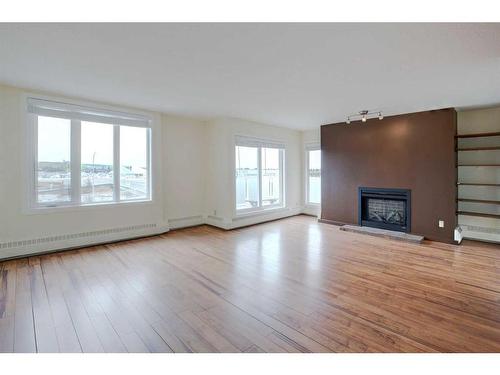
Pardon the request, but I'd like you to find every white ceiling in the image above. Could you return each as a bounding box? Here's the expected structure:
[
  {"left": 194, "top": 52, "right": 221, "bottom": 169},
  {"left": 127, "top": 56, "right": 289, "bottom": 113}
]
[{"left": 1, "top": 23, "right": 500, "bottom": 130}]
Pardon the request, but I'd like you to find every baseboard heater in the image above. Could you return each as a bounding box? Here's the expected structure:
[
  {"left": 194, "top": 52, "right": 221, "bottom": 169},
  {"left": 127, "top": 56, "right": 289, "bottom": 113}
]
[{"left": 0, "top": 223, "right": 167, "bottom": 260}]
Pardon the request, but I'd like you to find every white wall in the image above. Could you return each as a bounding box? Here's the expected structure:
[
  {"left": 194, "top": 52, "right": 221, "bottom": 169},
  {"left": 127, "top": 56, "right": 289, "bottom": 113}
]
[
  {"left": 0, "top": 84, "right": 167, "bottom": 258},
  {"left": 162, "top": 114, "right": 208, "bottom": 229},
  {"left": 204, "top": 117, "right": 303, "bottom": 229},
  {"left": 0, "top": 84, "right": 208, "bottom": 259},
  {"left": 0, "top": 83, "right": 318, "bottom": 259}
]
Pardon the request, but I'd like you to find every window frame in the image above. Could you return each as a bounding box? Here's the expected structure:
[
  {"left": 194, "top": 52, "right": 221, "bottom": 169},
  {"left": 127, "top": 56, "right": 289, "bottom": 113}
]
[
  {"left": 25, "top": 96, "right": 153, "bottom": 212},
  {"left": 234, "top": 136, "right": 286, "bottom": 215},
  {"left": 305, "top": 144, "right": 321, "bottom": 207}
]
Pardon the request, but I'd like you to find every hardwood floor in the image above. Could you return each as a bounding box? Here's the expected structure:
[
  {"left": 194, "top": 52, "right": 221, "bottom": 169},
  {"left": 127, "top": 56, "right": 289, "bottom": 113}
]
[{"left": 0, "top": 215, "right": 499, "bottom": 353}]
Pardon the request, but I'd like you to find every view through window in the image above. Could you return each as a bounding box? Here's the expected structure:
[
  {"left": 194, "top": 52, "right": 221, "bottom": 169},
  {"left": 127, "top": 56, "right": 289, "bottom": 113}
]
[
  {"left": 307, "top": 148, "right": 321, "bottom": 204},
  {"left": 235, "top": 140, "right": 284, "bottom": 212},
  {"left": 120, "top": 125, "right": 149, "bottom": 201},
  {"left": 31, "top": 99, "right": 151, "bottom": 208},
  {"left": 261, "top": 147, "right": 281, "bottom": 206},
  {"left": 37, "top": 116, "right": 72, "bottom": 203},
  {"left": 81, "top": 121, "right": 114, "bottom": 203}
]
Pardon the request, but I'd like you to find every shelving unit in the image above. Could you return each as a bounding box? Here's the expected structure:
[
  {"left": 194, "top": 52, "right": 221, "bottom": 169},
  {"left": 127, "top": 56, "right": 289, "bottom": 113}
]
[
  {"left": 458, "top": 198, "right": 500, "bottom": 204},
  {"left": 457, "top": 182, "right": 500, "bottom": 186},
  {"left": 458, "top": 146, "right": 500, "bottom": 151},
  {"left": 456, "top": 131, "right": 500, "bottom": 138},
  {"left": 456, "top": 130, "right": 500, "bottom": 242},
  {"left": 457, "top": 211, "right": 500, "bottom": 219},
  {"left": 458, "top": 164, "right": 500, "bottom": 167}
]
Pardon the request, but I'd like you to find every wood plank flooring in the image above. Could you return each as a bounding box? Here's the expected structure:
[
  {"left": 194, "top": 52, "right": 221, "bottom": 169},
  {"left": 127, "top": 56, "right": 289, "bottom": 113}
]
[{"left": 0, "top": 215, "right": 499, "bottom": 352}]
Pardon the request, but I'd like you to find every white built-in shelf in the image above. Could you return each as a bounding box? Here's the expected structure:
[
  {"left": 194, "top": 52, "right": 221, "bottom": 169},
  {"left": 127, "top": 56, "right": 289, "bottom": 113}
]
[
  {"left": 456, "top": 131, "right": 500, "bottom": 138},
  {"left": 457, "top": 130, "right": 500, "bottom": 241},
  {"left": 458, "top": 164, "right": 500, "bottom": 167},
  {"left": 457, "top": 211, "right": 500, "bottom": 219},
  {"left": 457, "top": 146, "right": 500, "bottom": 151},
  {"left": 457, "top": 182, "right": 500, "bottom": 186},
  {"left": 458, "top": 198, "right": 500, "bottom": 205}
]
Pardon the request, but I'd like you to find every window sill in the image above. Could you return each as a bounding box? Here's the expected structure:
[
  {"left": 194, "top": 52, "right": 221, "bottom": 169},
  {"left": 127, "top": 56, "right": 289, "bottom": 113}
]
[{"left": 24, "top": 199, "right": 154, "bottom": 215}]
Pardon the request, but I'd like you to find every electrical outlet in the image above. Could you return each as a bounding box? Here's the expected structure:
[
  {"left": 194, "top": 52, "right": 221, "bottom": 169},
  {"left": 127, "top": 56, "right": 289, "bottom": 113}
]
[{"left": 438, "top": 220, "right": 444, "bottom": 228}]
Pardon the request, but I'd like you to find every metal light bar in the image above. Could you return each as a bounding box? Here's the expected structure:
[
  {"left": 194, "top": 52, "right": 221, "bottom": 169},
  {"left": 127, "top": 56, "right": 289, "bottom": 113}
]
[{"left": 346, "top": 110, "right": 383, "bottom": 124}]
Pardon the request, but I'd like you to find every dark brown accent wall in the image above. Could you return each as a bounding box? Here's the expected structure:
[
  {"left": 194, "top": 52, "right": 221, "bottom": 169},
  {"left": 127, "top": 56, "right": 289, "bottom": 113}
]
[{"left": 321, "top": 109, "right": 457, "bottom": 243}]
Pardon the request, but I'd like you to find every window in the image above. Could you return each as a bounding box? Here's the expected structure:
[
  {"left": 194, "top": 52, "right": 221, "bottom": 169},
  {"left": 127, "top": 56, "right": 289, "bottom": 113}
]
[
  {"left": 235, "top": 137, "right": 284, "bottom": 213},
  {"left": 306, "top": 147, "right": 321, "bottom": 205},
  {"left": 81, "top": 121, "right": 115, "bottom": 203},
  {"left": 37, "top": 116, "right": 72, "bottom": 203},
  {"left": 261, "top": 148, "right": 281, "bottom": 207},
  {"left": 120, "top": 126, "right": 149, "bottom": 201},
  {"left": 235, "top": 146, "right": 259, "bottom": 210},
  {"left": 28, "top": 98, "right": 151, "bottom": 209}
]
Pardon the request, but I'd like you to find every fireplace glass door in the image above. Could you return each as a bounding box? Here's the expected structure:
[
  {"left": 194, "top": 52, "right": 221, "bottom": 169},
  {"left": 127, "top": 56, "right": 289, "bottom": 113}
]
[{"left": 359, "top": 187, "right": 411, "bottom": 232}]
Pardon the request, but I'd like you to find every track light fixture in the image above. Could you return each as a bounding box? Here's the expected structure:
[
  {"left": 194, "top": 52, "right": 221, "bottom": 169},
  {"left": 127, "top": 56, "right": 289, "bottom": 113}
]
[{"left": 346, "top": 110, "right": 384, "bottom": 124}]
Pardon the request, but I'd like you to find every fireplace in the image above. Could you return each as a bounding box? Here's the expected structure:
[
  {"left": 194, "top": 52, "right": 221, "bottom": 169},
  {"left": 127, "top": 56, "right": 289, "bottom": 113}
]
[{"left": 358, "top": 187, "right": 411, "bottom": 232}]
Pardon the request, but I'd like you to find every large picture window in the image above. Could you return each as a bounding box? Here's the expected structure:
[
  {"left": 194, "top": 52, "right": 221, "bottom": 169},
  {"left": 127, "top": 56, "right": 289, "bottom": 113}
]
[
  {"left": 306, "top": 147, "right": 321, "bottom": 205},
  {"left": 28, "top": 98, "right": 152, "bottom": 209},
  {"left": 235, "top": 137, "right": 284, "bottom": 213}
]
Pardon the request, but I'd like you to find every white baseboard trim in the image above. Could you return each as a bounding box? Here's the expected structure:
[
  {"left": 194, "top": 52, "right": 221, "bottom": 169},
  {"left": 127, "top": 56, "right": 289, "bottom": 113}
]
[
  {"left": 0, "top": 223, "right": 170, "bottom": 260},
  {"left": 209, "top": 207, "right": 302, "bottom": 230},
  {"left": 229, "top": 207, "right": 303, "bottom": 229},
  {"left": 205, "top": 215, "right": 232, "bottom": 230},
  {"left": 203, "top": 207, "right": 311, "bottom": 230},
  {"left": 168, "top": 215, "right": 206, "bottom": 230},
  {"left": 302, "top": 205, "right": 320, "bottom": 217},
  {"left": 1, "top": 208, "right": 318, "bottom": 260}
]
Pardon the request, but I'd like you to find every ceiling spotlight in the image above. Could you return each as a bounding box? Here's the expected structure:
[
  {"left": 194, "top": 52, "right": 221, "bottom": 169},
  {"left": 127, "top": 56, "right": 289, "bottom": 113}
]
[
  {"left": 359, "top": 110, "right": 368, "bottom": 123},
  {"left": 344, "top": 110, "right": 383, "bottom": 124}
]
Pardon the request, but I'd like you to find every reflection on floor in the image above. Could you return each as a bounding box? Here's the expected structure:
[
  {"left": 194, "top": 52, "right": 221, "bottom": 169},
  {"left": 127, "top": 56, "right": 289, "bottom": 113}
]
[{"left": 0, "top": 215, "right": 499, "bottom": 352}]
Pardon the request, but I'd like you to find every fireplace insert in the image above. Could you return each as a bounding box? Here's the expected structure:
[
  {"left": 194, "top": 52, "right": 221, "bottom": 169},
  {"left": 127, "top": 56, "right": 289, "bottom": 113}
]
[{"left": 358, "top": 187, "right": 411, "bottom": 232}]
